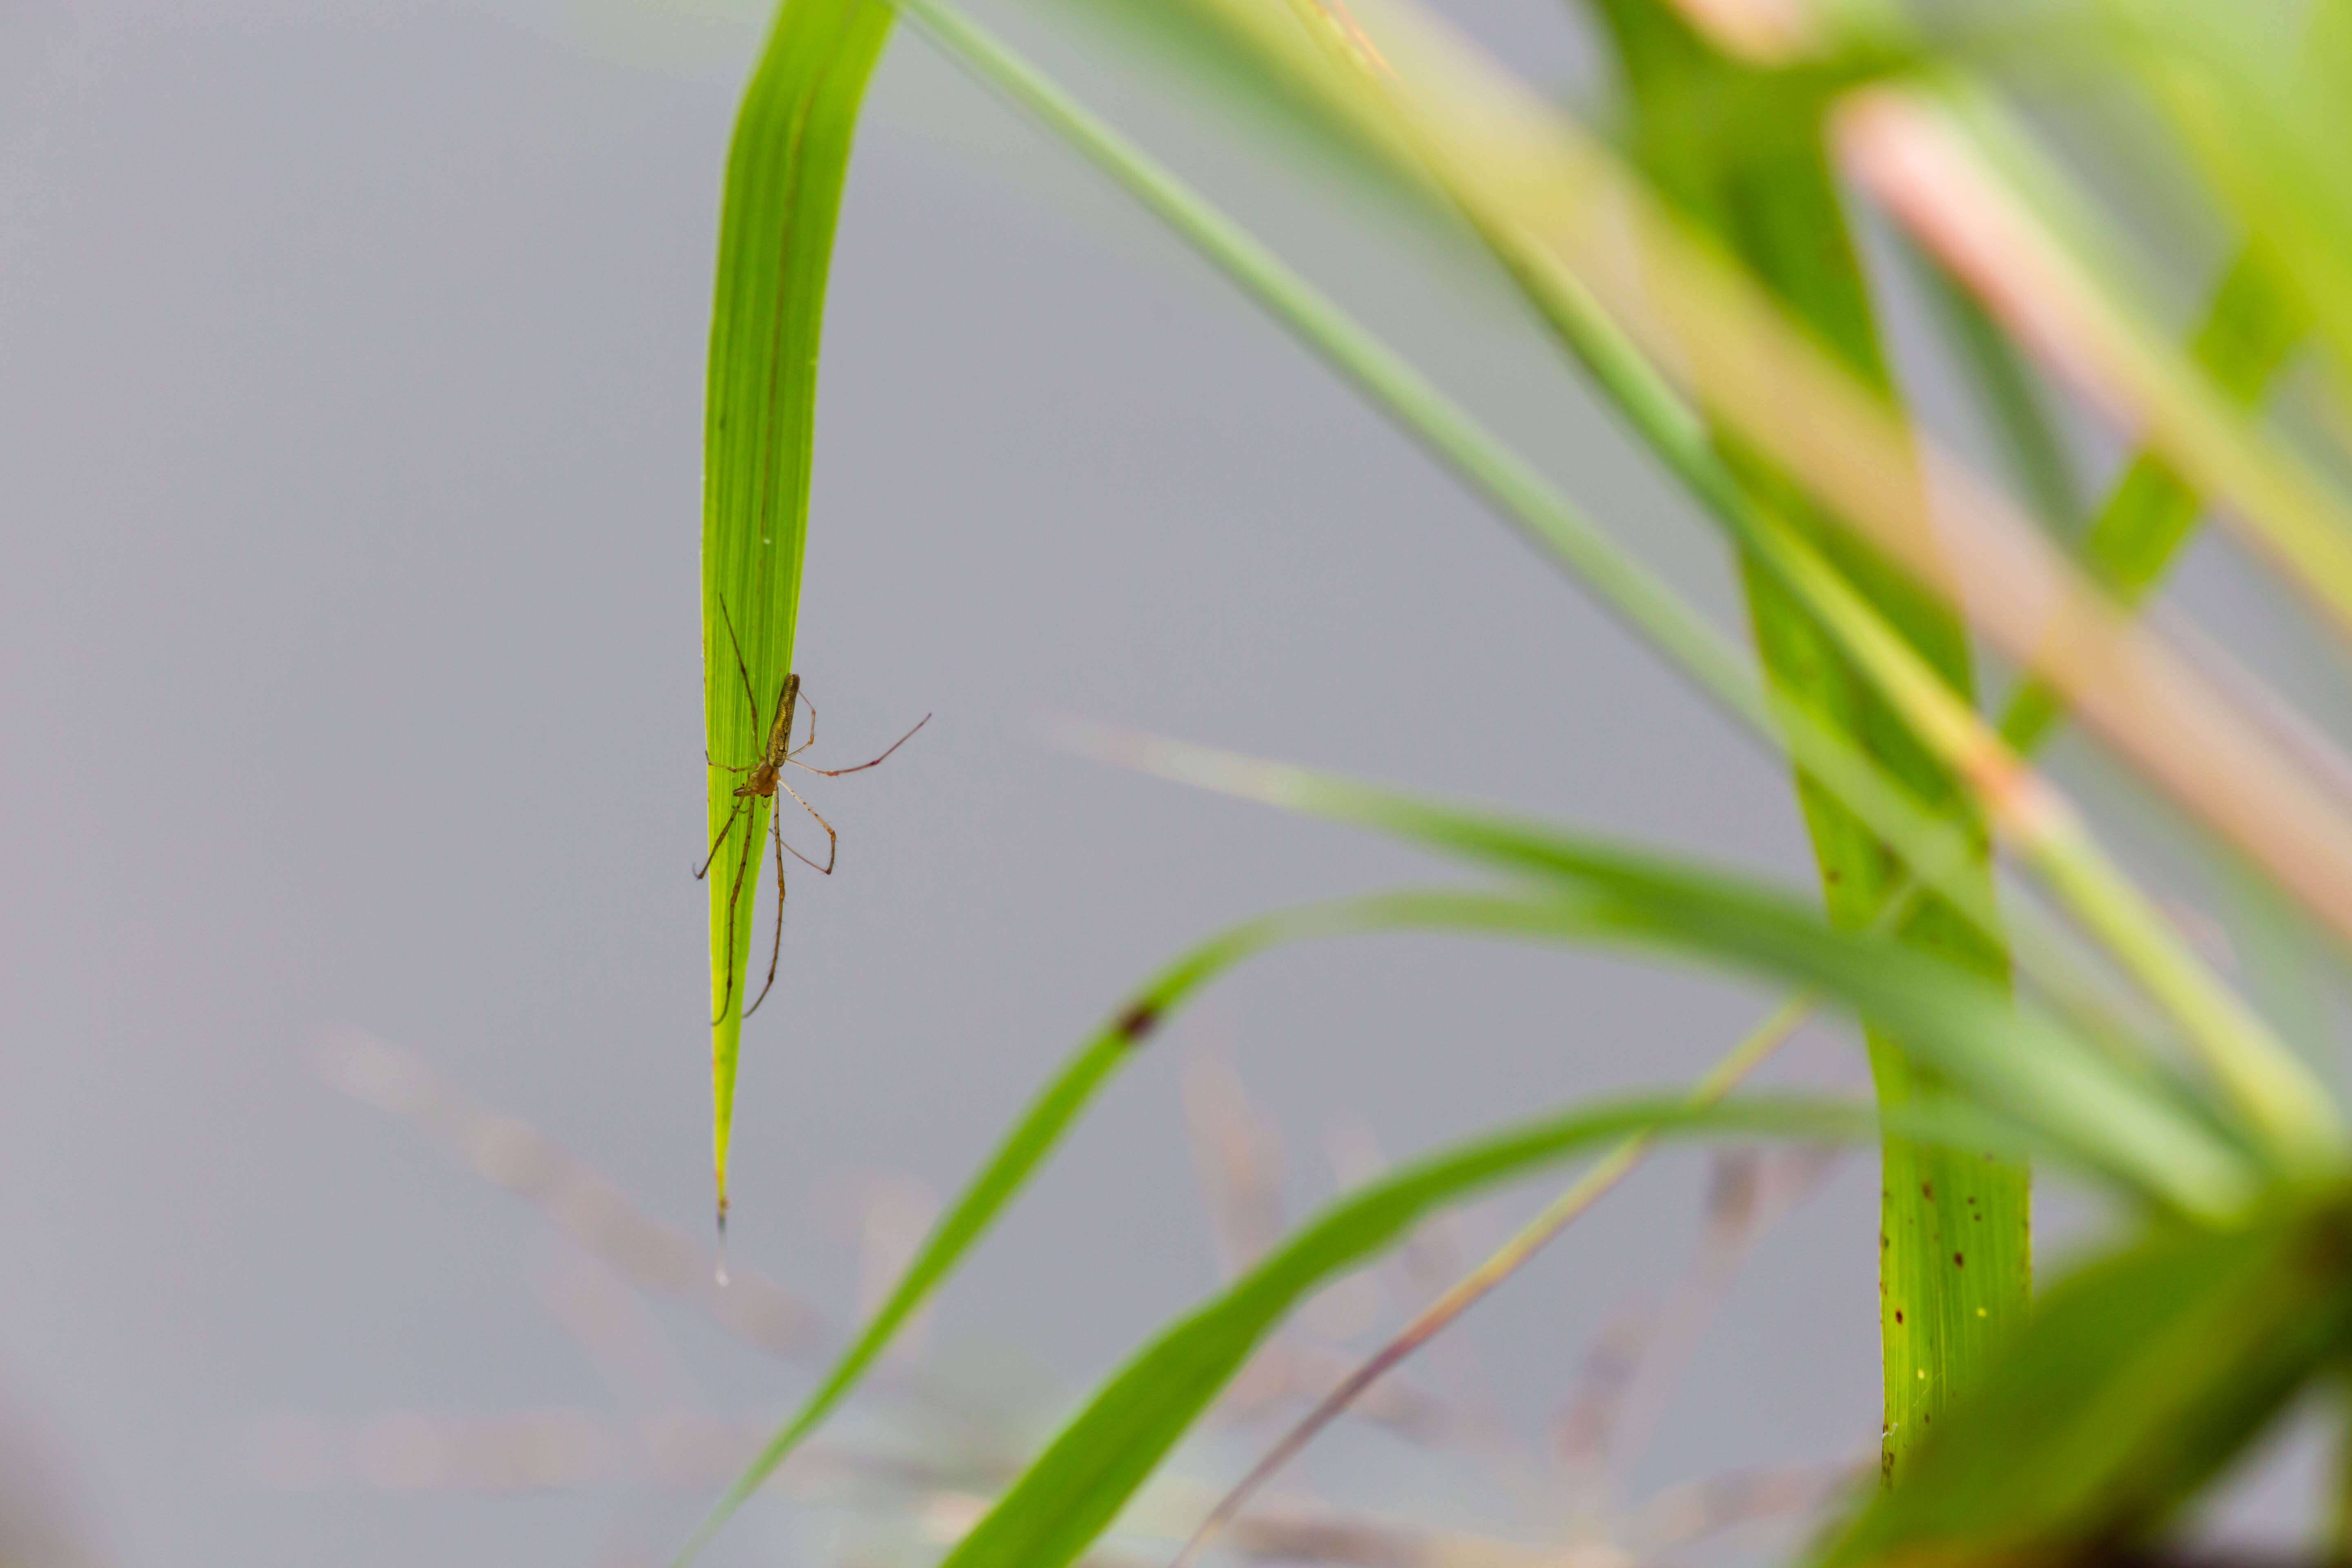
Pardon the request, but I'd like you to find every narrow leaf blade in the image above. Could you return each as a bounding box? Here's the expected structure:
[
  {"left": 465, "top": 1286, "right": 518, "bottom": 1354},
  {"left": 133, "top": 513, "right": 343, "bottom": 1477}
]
[
  {"left": 702, "top": 0, "right": 894, "bottom": 1218},
  {"left": 940, "top": 1093, "right": 1886, "bottom": 1568}
]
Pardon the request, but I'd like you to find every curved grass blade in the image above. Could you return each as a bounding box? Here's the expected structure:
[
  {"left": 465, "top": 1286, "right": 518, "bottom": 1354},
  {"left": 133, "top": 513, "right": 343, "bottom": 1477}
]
[
  {"left": 947, "top": 1096, "right": 1880, "bottom": 1568},
  {"left": 931, "top": 1093, "right": 2039, "bottom": 1568},
  {"left": 703, "top": 0, "right": 893, "bottom": 1227},
  {"left": 1073, "top": 733, "right": 2262, "bottom": 1209},
  {"left": 668, "top": 889, "right": 1623, "bottom": 1565},
  {"left": 1167, "top": 990, "right": 1815, "bottom": 1568}
]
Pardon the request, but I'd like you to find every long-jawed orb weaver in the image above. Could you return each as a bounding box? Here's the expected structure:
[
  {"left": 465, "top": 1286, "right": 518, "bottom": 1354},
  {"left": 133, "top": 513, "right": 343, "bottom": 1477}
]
[{"left": 695, "top": 594, "right": 929, "bottom": 1026}]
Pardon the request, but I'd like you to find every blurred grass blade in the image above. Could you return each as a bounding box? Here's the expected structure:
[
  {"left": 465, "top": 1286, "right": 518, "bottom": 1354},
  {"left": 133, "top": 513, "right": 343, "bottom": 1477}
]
[
  {"left": 2104, "top": 0, "right": 2352, "bottom": 396},
  {"left": 933, "top": 1094, "right": 2021, "bottom": 1568},
  {"left": 890, "top": 0, "right": 2155, "bottom": 1026},
  {"left": 1043, "top": 0, "right": 2284, "bottom": 1164},
  {"left": 917, "top": 0, "right": 2333, "bottom": 1147},
  {"left": 1072, "top": 730, "right": 2261, "bottom": 1211},
  {"left": 670, "top": 889, "right": 1654, "bottom": 1564},
  {"left": 1169, "top": 991, "right": 1814, "bottom": 1568},
  {"left": 702, "top": 0, "right": 893, "bottom": 1225},
  {"left": 1746, "top": 516, "right": 2343, "bottom": 1168},
  {"left": 1229, "top": 225, "right": 2300, "bottom": 1537},
  {"left": 2001, "top": 244, "right": 2309, "bottom": 751},
  {"left": 1820, "top": 1197, "right": 2352, "bottom": 1565}
]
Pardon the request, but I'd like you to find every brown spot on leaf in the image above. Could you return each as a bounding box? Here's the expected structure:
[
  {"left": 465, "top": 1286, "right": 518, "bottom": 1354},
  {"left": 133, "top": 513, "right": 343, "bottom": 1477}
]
[
  {"left": 1114, "top": 1000, "right": 1160, "bottom": 1042},
  {"left": 1953, "top": 1251, "right": 1965, "bottom": 1267}
]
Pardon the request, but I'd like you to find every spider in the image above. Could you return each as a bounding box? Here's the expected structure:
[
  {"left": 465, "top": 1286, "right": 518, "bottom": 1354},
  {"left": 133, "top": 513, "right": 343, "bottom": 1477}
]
[{"left": 695, "top": 594, "right": 928, "bottom": 1025}]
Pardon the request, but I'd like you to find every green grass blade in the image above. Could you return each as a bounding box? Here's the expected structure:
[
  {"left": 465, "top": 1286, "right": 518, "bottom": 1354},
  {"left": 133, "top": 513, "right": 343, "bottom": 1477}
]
[
  {"left": 1820, "top": 1197, "right": 2352, "bottom": 1563},
  {"left": 668, "top": 889, "right": 1641, "bottom": 1564},
  {"left": 1428, "top": 199, "right": 2330, "bottom": 1161},
  {"left": 1588, "top": 0, "right": 2022, "bottom": 1476},
  {"left": 929, "top": 1090, "right": 2106, "bottom": 1568},
  {"left": 935, "top": 1094, "right": 1881, "bottom": 1568},
  {"left": 1741, "top": 517, "right": 2344, "bottom": 1168},
  {"left": 1419, "top": 116, "right": 2329, "bottom": 1166},
  {"left": 1076, "top": 733, "right": 2260, "bottom": 1214},
  {"left": 2000, "top": 244, "right": 2309, "bottom": 751},
  {"left": 702, "top": 0, "right": 893, "bottom": 1224}
]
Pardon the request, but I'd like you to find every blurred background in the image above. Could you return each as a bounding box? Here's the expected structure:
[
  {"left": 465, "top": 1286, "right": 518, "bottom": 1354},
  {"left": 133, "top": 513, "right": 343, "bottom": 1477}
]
[{"left": 0, "top": 0, "right": 2332, "bottom": 1563}]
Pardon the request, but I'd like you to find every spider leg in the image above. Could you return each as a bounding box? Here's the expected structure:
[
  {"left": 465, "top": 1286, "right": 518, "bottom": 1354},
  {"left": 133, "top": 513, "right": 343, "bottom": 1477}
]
[
  {"left": 693, "top": 795, "right": 750, "bottom": 880},
  {"left": 706, "top": 750, "right": 754, "bottom": 776},
  {"left": 776, "top": 779, "right": 839, "bottom": 875},
  {"left": 787, "top": 692, "right": 819, "bottom": 760},
  {"left": 711, "top": 801, "right": 761, "bottom": 1025},
  {"left": 743, "top": 803, "right": 791, "bottom": 1018},
  {"left": 712, "top": 590, "right": 770, "bottom": 753},
  {"left": 791, "top": 712, "right": 931, "bottom": 777}
]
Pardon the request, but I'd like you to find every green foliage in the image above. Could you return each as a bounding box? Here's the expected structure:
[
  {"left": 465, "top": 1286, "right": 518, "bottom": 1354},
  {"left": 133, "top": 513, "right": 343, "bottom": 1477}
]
[{"left": 670, "top": 0, "right": 2352, "bottom": 1560}]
